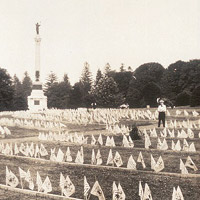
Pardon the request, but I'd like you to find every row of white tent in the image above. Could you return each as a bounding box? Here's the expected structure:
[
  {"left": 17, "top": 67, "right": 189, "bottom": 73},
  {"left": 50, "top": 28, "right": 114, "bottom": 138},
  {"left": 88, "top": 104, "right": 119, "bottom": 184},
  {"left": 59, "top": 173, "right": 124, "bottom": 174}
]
[
  {"left": 0, "top": 142, "right": 198, "bottom": 175},
  {"left": 0, "top": 110, "right": 62, "bottom": 122},
  {"left": 54, "top": 108, "right": 199, "bottom": 123},
  {"left": 38, "top": 130, "right": 197, "bottom": 152},
  {"left": 0, "top": 109, "right": 199, "bottom": 131},
  {"left": 54, "top": 108, "right": 161, "bottom": 124},
  {"left": 176, "top": 109, "right": 199, "bottom": 117},
  {"left": 0, "top": 117, "right": 66, "bottom": 130},
  {"left": 0, "top": 126, "right": 11, "bottom": 135},
  {"left": 1, "top": 117, "right": 200, "bottom": 140},
  {"left": 0, "top": 142, "right": 48, "bottom": 158},
  {"left": 1, "top": 108, "right": 159, "bottom": 127},
  {"left": 106, "top": 120, "right": 200, "bottom": 136},
  {"left": 0, "top": 108, "right": 199, "bottom": 127},
  {"left": 12, "top": 111, "right": 62, "bottom": 121},
  {"left": 6, "top": 165, "right": 185, "bottom": 200},
  {"left": 38, "top": 132, "right": 126, "bottom": 147},
  {"left": 164, "top": 119, "right": 200, "bottom": 129},
  {"left": 2, "top": 108, "right": 160, "bottom": 125},
  {"left": 156, "top": 138, "right": 196, "bottom": 152},
  {"left": 143, "top": 128, "right": 199, "bottom": 139},
  {"left": 106, "top": 124, "right": 131, "bottom": 135},
  {"left": 11, "top": 108, "right": 199, "bottom": 126},
  {"left": 141, "top": 132, "right": 197, "bottom": 152}
]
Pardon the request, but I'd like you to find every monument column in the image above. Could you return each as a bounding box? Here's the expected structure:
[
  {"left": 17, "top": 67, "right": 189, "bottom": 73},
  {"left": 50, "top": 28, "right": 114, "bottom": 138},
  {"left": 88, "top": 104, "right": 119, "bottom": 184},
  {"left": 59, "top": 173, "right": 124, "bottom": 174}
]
[
  {"left": 35, "top": 35, "right": 41, "bottom": 82},
  {"left": 28, "top": 23, "right": 47, "bottom": 111}
]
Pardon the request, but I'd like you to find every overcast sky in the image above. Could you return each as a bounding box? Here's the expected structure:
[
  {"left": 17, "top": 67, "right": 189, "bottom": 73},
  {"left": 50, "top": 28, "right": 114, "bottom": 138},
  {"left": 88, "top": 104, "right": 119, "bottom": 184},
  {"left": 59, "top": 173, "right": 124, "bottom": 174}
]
[{"left": 0, "top": 0, "right": 200, "bottom": 84}]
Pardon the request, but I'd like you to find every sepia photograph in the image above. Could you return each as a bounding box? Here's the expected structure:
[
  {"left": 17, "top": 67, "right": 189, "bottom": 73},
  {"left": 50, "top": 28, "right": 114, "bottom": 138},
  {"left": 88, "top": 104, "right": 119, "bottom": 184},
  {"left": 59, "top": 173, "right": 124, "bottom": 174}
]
[{"left": 0, "top": 0, "right": 199, "bottom": 199}]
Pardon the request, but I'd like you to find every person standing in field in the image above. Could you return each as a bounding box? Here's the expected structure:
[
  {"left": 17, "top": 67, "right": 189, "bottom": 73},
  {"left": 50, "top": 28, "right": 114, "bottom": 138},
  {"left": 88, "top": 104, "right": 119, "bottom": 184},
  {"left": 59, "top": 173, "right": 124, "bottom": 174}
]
[{"left": 157, "top": 99, "right": 166, "bottom": 127}]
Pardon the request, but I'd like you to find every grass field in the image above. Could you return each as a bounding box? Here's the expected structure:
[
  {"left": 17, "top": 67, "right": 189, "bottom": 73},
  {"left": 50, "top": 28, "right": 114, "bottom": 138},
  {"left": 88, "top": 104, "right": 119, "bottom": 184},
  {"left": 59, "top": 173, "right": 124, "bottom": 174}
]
[{"left": 0, "top": 107, "right": 199, "bottom": 200}]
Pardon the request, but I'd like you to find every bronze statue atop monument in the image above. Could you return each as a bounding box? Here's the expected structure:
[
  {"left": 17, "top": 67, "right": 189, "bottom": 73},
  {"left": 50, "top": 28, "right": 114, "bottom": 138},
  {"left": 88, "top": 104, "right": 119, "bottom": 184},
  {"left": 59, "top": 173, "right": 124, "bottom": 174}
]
[{"left": 35, "top": 23, "right": 40, "bottom": 35}]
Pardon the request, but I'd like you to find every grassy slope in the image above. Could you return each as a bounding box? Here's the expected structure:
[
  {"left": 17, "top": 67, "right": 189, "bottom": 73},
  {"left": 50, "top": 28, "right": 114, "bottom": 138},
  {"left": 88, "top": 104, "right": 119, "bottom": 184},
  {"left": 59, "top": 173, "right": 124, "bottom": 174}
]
[
  {"left": 0, "top": 155, "right": 199, "bottom": 200},
  {"left": 0, "top": 108, "right": 200, "bottom": 199}
]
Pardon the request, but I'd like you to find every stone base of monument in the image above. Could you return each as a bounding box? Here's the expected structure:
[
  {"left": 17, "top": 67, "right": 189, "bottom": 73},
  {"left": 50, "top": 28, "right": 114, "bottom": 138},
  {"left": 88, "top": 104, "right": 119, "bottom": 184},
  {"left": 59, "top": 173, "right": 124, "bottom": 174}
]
[{"left": 28, "top": 82, "right": 47, "bottom": 111}]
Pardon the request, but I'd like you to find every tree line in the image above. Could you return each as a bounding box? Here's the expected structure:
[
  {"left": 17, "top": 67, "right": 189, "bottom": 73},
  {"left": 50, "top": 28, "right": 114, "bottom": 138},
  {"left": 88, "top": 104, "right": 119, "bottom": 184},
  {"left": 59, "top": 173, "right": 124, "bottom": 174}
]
[{"left": 0, "top": 59, "right": 200, "bottom": 111}]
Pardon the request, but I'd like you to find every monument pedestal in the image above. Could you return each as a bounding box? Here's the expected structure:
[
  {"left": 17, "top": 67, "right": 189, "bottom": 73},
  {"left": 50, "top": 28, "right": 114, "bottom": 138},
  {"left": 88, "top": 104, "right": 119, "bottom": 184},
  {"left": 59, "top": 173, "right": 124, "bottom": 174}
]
[{"left": 28, "top": 82, "right": 47, "bottom": 111}]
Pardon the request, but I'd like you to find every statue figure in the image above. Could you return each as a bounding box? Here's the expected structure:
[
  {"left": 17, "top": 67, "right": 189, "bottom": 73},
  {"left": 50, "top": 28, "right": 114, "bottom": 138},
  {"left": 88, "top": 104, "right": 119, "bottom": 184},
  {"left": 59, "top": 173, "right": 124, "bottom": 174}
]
[{"left": 35, "top": 23, "right": 40, "bottom": 35}]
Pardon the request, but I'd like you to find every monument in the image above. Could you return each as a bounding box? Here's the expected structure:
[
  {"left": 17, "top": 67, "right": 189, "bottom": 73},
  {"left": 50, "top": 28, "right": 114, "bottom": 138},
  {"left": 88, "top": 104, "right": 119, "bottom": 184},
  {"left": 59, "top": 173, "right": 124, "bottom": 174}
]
[{"left": 28, "top": 23, "right": 47, "bottom": 111}]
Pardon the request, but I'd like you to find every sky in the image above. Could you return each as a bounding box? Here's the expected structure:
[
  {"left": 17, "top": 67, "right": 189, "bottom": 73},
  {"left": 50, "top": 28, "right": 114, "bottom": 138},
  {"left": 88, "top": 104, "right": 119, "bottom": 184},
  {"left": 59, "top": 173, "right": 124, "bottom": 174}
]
[{"left": 0, "top": 0, "right": 200, "bottom": 84}]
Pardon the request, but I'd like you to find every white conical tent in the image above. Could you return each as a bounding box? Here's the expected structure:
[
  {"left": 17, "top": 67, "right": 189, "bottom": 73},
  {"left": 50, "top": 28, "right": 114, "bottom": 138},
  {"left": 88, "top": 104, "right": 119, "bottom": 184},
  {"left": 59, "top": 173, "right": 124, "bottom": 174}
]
[
  {"left": 127, "top": 155, "right": 137, "bottom": 170},
  {"left": 113, "top": 151, "right": 123, "bottom": 167},
  {"left": 185, "top": 156, "right": 198, "bottom": 171},
  {"left": 106, "top": 149, "right": 114, "bottom": 165},
  {"left": 96, "top": 149, "right": 103, "bottom": 165},
  {"left": 91, "top": 180, "right": 105, "bottom": 200},
  {"left": 91, "top": 149, "right": 96, "bottom": 165},
  {"left": 84, "top": 176, "right": 90, "bottom": 199},
  {"left": 60, "top": 173, "right": 75, "bottom": 197},
  {"left": 25, "top": 169, "right": 34, "bottom": 190},
  {"left": 137, "top": 152, "right": 146, "bottom": 169},
  {"left": 154, "top": 156, "right": 165, "bottom": 173},
  {"left": 66, "top": 147, "right": 73, "bottom": 162},
  {"left": 6, "top": 166, "right": 19, "bottom": 188}
]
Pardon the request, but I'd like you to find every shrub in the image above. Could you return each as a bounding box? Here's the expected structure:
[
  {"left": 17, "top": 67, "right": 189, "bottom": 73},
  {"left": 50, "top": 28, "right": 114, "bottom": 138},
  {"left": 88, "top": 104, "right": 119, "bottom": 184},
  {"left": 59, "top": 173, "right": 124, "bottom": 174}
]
[{"left": 129, "top": 123, "right": 141, "bottom": 140}]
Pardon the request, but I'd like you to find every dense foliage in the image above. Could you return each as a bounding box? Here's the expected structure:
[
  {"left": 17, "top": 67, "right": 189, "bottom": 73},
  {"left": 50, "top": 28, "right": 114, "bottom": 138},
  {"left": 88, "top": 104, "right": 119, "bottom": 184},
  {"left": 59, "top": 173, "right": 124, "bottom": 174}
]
[
  {"left": 0, "top": 59, "right": 200, "bottom": 110},
  {"left": 0, "top": 68, "right": 14, "bottom": 111}
]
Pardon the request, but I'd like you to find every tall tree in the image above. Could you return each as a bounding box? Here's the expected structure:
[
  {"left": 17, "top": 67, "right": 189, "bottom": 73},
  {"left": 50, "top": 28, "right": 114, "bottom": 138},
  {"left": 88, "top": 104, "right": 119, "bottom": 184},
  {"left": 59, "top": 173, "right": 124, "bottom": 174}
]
[
  {"left": 69, "top": 82, "right": 83, "bottom": 108},
  {"left": 12, "top": 74, "right": 27, "bottom": 110},
  {"left": 190, "top": 84, "right": 200, "bottom": 107},
  {"left": 0, "top": 68, "right": 14, "bottom": 111},
  {"left": 161, "top": 60, "right": 186, "bottom": 102},
  {"left": 126, "top": 62, "right": 164, "bottom": 107},
  {"left": 142, "top": 82, "right": 161, "bottom": 107},
  {"left": 95, "top": 69, "right": 103, "bottom": 85},
  {"left": 46, "top": 80, "right": 71, "bottom": 109},
  {"left": 79, "top": 62, "right": 93, "bottom": 107},
  {"left": 104, "top": 63, "right": 112, "bottom": 76},
  {"left": 176, "top": 91, "right": 190, "bottom": 106},
  {"left": 120, "top": 63, "right": 125, "bottom": 72},
  {"left": 126, "top": 87, "right": 142, "bottom": 108},
  {"left": 133, "top": 62, "right": 165, "bottom": 91},
  {"left": 44, "top": 72, "right": 58, "bottom": 108},
  {"left": 63, "top": 73, "right": 70, "bottom": 83},
  {"left": 128, "top": 66, "right": 133, "bottom": 71},
  {"left": 111, "top": 71, "right": 133, "bottom": 97},
  {"left": 80, "top": 62, "right": 92, "bottom": 91},
  {"left": 161, "top": 60, "right": 200, "bottom": 103},
  {"left": 44, "top": 71, "right": 58, "bottom": 94},
  {"left": 22, "top": 71, "right": 32, "bottom": 109},
  {"left": 91, "top": 76, "right": 125, "bottom": 108},
  {"left": 55, "top": 74, "right": 71, "bottom": 108}
]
